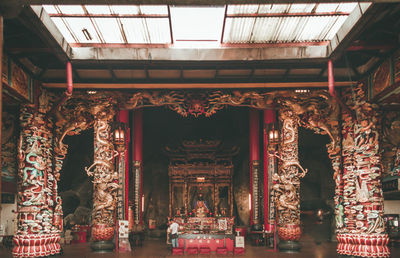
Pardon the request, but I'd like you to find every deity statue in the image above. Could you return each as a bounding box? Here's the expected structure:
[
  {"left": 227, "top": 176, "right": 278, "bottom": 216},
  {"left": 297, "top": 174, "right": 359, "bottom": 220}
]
[{"left": 193, "top": 193, "right": 209, "bottom": 217}]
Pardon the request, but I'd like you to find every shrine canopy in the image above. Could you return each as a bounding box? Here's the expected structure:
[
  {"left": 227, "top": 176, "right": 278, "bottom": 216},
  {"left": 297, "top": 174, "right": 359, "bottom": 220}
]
[{"left": 165, "top": 140, "right": 239, "bottom": 166}]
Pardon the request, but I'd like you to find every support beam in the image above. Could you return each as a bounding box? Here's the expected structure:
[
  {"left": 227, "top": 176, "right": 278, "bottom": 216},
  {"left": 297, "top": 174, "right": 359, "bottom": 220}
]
[
  {"left": 328, "top": 3, "right": 385, "bottom": 61},
  {"left": 226, "top": 12, "right": 350, "bottom": 18},
  {"left": 346, "top": 43, "right": 397, "bottom": 51},
  {"left": 42, "top": 81, "right": 354, "bottom": 89},
  {"left": 328, "top": 60, "right": 356, "bottom": 120},
  {"left": 72, "top": 45, "right": 328, "bottom": 61},
  {"left": 26, "top": 0, "right": 400, "bottom": 5},
  {"left": 20, "top": 6, "right": 72, "bottom": 62},
  {"left": 48, "top": 13, "right": 170, "bottom": 18}
]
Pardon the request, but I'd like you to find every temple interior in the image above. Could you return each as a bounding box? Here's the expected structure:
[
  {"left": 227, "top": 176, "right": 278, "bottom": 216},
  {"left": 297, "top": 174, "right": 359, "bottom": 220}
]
[{"left": 1, "top": 1, "right": 400, "bottom": 258}]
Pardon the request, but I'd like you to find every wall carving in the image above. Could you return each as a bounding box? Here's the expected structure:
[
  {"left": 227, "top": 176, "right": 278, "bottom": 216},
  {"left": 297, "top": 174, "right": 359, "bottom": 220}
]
[
  {"left": 120, "top": 90, "right": 273, "bottom": 117},
  {"left": 381, "top": 111, "right": 400, "bottom": 177},
  {"left": 2, "top": 109, "right": 18, "bottom": 185}
]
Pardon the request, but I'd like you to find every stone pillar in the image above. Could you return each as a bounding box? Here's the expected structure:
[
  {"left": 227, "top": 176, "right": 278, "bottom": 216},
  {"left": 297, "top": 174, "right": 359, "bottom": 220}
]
[
  {"left": 13, "top": 107, "right": 61, "bottom": 257},
  {"left": 86, "top": 108, "right": 117, "bottom": 252},
  {"left": 336, "top": 85, "right": 390, "bottom": 257},
  {"left": 132, "top": 109, "right": 143, "bottom": 225},
  {"left": 249, "top": 109, "right": 261, "bottom": 230},
  {"left": 275, "top": 110, "right": 306, "bottom": 252}
]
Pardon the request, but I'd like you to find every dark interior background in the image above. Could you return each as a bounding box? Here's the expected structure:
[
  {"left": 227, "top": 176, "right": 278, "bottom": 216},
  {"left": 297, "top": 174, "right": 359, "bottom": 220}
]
[{"left": 58, "top": 106, "right": 334, "bottom": 240}]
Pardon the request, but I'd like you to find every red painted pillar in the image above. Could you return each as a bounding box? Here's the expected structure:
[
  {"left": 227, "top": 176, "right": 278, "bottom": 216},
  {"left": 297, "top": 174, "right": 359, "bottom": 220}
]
[
  {"left": 249, "top": 109, "right": 260, "bottom": 228},
  {"left": 263, "top": 109, "right": 276, "bottom": 233},
  {"left": 119, "top": 110, "right": 130, "bottom": 219},
  {"left": 328, "top": 59, "right": 336, "bottom": 97},
  {"left": 132, "top": 109, "right": 143, "bottom": 225}
]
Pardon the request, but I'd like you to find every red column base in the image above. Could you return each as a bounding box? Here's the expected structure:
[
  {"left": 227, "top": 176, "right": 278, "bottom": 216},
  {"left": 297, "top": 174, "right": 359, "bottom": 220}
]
[
  {"left": 91, "top": 223, "right": 115, "bottom": 241},
  {"left": 12, "top": 233, "right": 61, "bottom": 257},
  {"left": 278, "top": 224, "right": 301, "bottom": 241},
  {"left": 337, "top": 233, "right": 390, "bottom": 257}
]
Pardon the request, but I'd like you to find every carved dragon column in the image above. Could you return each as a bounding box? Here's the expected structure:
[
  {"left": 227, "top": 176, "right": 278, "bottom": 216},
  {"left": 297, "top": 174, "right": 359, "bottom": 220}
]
[
  {"left": 336, "top": 84, "right": 390, "bottom": 257},
  {"left": 275, "top": 110, "right": 306, "bottom": 252},
  {"left": 13, "top": 105, "right": 61, "bottom": 257},
  {"left": 86, "top": 104, "right": 118, "bottom": 252}
]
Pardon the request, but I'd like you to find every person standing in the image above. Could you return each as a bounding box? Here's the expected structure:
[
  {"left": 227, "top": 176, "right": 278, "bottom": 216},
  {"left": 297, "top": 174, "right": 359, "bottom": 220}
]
[{"left": 168, "top": 218, "right": 179, "bottom": 248}]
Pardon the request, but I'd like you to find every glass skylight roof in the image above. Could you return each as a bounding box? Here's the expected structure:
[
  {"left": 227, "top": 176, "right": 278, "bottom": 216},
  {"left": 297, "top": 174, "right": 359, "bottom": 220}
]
[
  {"left": 41, "top": 3, "right": 360, "bottom": 48},
  {"left": 170, "top": 7, "right": 225, "bottom": 42}
]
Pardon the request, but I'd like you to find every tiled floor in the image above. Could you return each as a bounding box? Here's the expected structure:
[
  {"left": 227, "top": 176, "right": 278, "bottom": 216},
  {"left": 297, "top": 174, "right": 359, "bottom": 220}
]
[{"left": 1, "top": 239, "right": 399, "bottom": 258}]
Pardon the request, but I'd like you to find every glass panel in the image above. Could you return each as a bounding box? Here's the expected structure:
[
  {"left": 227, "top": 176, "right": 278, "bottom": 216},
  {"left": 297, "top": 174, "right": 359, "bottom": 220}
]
[
  {"left": 52, "top": 17, "right": 77, "bottom": 43},
  {"left": 139, "top": 5, "right": 168, "bottom": 15},
  {"left": 223, "top": 18, "right": 256, "bottom": 43},
  {"left": 121, "top": 18, "right": 150, "bottom": 43},
  {"left": 170, "top": 6, "right": 225, "bottom": 41},
  {"left": 85, "top": 5, "right": 111, "bottom": 14},
  {"left": 227, "top": 5, "right": 260, "bottom": 15},
  {"left": 336, "top": 3, "right": 358, "bottom": 12},
  {"left": 94, "top": 18, "right": 124, "bottom": 43},
  {"left": 63, "top": 17, "right": 100, "bottom": 43},
  {"left": 110, "top": 5, "right": 140, "bottom": 15},
  {"left": 57, "top": 5, "right": 85, "bottom": 15},
  {"left": 145, "top": 18, "right": 171, "bottom": 43},
  {"left": 315, "top": 3, "right": 357, "bottom": 13},
  {"left": 42, "top": 5, "right": 57, "bottom": 14},
  {"left": 286, "top": 4, "right": 316, "bottom": 13},
  {"left": 325, "top": 16, "right": 348, "bottom": 40}
]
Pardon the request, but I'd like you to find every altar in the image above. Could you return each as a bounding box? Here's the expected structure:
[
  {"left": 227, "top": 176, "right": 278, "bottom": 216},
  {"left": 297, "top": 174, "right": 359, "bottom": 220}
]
[{"left": 166, "top": 140, "right": 238, "bottom": 237}]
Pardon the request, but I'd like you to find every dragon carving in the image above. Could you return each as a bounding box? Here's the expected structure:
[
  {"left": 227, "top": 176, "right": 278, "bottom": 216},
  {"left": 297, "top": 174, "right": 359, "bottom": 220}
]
[{"left": 85, "top": 102, "right": 119, "bottom": 227}]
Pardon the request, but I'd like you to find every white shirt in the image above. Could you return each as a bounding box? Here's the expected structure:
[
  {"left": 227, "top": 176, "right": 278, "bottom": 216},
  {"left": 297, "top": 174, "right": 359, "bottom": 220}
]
[{"left": 170, "top": 222, "right": 179, "bottom": 234}]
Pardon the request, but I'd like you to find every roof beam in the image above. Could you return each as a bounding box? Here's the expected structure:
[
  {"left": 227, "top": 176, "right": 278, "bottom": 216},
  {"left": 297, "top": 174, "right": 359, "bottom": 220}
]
[
  {"left": 328, "top": 3, "right": 389, "bottom": 61},
  {"left": 42, "top": 81, "right": 354, "bottom": 90},
  {"left": 48, "top": 13, "right": 170, "bottom": 18},
  {"left": 226, "top": 12, "right": 350, "bottom": 18},
  {"left": 70, "top": 60, "right": 330, "bottom": 71},
  {"left": 220, "top": 5, "right": 227, "bottom": 43},
  {"left": 26, "top": 0, "right": 400, "bottom": 5},
  {"left": 19, "top": 6, "right": 72, "bottom": 62},
  {"left": 167, "top": 5, "right": 174, "bottom": 44},
  {"left": 72, "top": 45, "right": 328, "bottom": 61}
]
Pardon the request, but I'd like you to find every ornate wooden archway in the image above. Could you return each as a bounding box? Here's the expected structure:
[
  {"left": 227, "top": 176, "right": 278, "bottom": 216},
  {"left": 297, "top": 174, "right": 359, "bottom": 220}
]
[{"left": 14, "top": 87, "right": 389, "bottom": 257}]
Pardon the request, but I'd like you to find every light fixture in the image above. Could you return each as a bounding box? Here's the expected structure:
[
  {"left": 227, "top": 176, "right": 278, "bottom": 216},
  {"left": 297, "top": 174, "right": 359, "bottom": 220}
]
[
  {"left": 87, "top": 90, "right": 97, "bottom": 95},
  {"left": 294, "top": 89, "right": 310, "bottom": 93},
  {"left": 141, "top": 194, "right": 144, "bottom": 213},
  {"left": 82, "top": 28, "right": 92, "bottom": 40},
  {"left": 196, "top": 177, "right": 205, "bottom": 182},
  {"left": 249, "top": 193, "right": 251, "bottom": 211},
  {"left": 266, "top": 123, "right": 279, "bottom": 145},
  {"left": 113, "top": 122, "right": 126, "bottom": 152}
]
